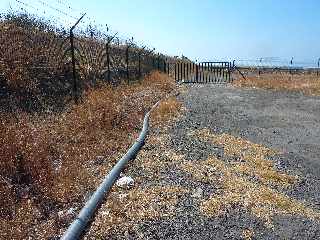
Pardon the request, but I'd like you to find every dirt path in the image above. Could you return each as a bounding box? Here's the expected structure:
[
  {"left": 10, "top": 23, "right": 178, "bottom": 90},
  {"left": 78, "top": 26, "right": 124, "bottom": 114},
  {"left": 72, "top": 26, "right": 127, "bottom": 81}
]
[{"left": 85, "top": 84, "right": 320, "bottom": 240}]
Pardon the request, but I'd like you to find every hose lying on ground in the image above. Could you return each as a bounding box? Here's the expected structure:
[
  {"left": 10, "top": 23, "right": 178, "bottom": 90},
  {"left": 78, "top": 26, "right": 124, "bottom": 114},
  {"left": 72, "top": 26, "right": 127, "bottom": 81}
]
[{"left": 61, "top": 100, "right": 160, "bottom": 240}]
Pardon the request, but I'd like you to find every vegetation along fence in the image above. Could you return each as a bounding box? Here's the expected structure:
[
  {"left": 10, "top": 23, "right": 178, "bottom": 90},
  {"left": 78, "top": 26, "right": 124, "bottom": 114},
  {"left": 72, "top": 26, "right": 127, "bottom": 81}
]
[{"left": 0, "top": 13, "right": 172, "bottom": 110}]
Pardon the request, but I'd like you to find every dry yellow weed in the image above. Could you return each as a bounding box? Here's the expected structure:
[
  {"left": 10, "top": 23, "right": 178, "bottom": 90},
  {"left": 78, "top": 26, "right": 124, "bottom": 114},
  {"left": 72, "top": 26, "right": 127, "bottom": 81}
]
[
  {"left": 87, "top": 186, "right": 187, "bottom": 238},
  {"left": 181, "top": 129, "right": 320, "bottom": 226}
]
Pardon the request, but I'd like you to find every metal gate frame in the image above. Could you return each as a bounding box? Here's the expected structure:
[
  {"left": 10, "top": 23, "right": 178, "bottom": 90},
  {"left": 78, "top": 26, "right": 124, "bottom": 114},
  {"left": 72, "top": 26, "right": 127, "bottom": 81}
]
[{"left": 174, "top": 61, "right": 233, "bottom": 83}]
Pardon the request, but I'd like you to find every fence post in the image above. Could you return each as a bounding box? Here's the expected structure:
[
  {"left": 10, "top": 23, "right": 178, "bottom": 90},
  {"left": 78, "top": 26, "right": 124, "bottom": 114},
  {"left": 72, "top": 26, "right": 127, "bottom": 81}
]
[
  {"left": 222, "top": 62, "right": 225, "bottom": 80},
  {"left": 317, "top": 58, "right": 320, "bottom": 76},
  {"left": 126, "top": 44, "right": 129, "bottom": 83},
  {"left": 69, "top": 31, "right": 77, "bottom": 104},
  {"left": 227, "top": 62, "right": 231, "bottom": 82},
  {"left": 205, "top": 63, "right": 208, "bottom": 83},
  {"left": 210, "top": 63, "right": 213, "bottom": 82},
  {"left": 174, "top": 63, "right": 177, "bottom": 81},
  {"left": 177, "top": 63, "right": 179, "bottom": 81},
  {"left": 196, "top": 61, "right": 199, "bottom": 82},
  {"left": 200, "top": 63, "right": 203, "bottom": 82},
  {"left": 106, "top": 40, "right": 111, "bottom": 82},
  {"left": 157, "top": 54, "right": 160, "bottom": 71},
  {"left": 138, "top": 52, "right": 141, "bottom": 78},
  {"left": 138, "top": 46, "right": 146, "bottom": 78},
  {"left": 105, "top": 32, "right": 118, "bottom": 83},
  {"left": 144, "top": 48, "right": 155, "bottom": 75},
  {"left": 259, "top": 58, "right": 262, "bottom": 75},
  {"left": 152, "top": 57, "right": 156, "bottom": 69},
  {"left": 183, "top": 62, "right": 186, "bottom": 81},
  {"left": 69, "top": 13, "right": 86, "bottom": 104},
  {"left": 290, "top": 57, "right": 293, "bottom": 75}
]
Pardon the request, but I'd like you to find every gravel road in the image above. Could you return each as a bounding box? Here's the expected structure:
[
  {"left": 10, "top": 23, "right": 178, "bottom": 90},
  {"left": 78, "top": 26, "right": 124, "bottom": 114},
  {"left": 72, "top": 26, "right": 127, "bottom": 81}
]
[
  {"left": 167, "top": 84, "right": 320, "bottom": 239},
  {"left": 86, "top": 84, "right": 320, "bottom": 240}
]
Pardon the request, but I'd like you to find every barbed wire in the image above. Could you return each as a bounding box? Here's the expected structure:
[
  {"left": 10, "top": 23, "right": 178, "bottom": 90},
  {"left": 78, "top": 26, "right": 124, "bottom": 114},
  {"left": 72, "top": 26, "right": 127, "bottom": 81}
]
[
  {"left": 52, "top": 0, "right": 83, "bottom": 14},
  {"left": 12, "top": 0, "right": 70, "bottom": 28},
  {"left": 6, "top": 0, "right": 160, "bottom": 54},
  {"left": 36, "top": 0, "right": 78, "bottom": 20}
]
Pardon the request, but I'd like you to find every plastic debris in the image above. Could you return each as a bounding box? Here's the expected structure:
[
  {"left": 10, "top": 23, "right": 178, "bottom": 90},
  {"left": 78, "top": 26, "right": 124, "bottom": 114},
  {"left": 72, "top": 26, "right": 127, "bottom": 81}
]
[{"left": 116, "top": 176, "right": 134, "bottom": 189}]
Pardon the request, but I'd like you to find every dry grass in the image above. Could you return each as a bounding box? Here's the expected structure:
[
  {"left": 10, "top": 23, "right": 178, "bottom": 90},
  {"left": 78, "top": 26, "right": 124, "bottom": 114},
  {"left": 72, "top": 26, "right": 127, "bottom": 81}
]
[
  {"left": 151, "top": 97, "right": 182, "bottom": 124},
  {"left": 86, "top": 186, "right": 187, "bottom": 239},
  {"left": 0, "top": 71, "right": 176, "bottom": 239},
  {"left": 132, "top": 134, "right": 184, "bottom": 185},
  {"left": 233, "top": 72, "right": 320, "bottom": 95},
  {"left": 242, "top": 229, "right": 254, "bottom": 240},
  {"left": 143, "top": 71, "right": 175, "bottom": 92},
  {"left": 181, "top": 129, "right": 320, "bottom": 227},
  {"left": 193, "top": 129, "right": 297, "bottom": 187}
]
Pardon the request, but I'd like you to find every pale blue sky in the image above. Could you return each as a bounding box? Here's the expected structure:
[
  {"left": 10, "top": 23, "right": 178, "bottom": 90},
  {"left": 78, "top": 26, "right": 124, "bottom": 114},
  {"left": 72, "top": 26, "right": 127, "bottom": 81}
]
[{"left": 1, "top": 0, "right": 320, "bottom": 66}]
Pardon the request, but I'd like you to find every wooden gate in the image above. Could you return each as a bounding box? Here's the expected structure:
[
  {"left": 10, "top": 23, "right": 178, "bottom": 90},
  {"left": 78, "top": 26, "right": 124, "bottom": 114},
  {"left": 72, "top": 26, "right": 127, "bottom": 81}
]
[{"left": 174, "top": 61, "right": 233, "bottom": 83}]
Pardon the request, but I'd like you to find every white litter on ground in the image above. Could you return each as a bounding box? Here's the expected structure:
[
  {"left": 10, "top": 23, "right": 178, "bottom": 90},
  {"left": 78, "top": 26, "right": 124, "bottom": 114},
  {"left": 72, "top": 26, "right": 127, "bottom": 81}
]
[{"left": 116, "top": 176, "right": 134, "bottom": 189}]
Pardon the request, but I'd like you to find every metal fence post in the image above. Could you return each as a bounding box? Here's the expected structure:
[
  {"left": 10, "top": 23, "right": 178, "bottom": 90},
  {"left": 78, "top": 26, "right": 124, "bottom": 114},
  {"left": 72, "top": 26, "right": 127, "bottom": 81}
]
[
  {"left": 138, "top": 46, "right": 146, "bottom": 78},
  {"left": 227, "top": 62, "right": 231, "bottom": 82},
  {"left": 174, "top": 63, "right": 177, "bottom": 81},
  {"left": 69, "top": 13, "right": 86, "bottom": 104},
  {"left": 106, "top": 41, "right": 111, "bottom": 82},
  {"left": 196, "top": 61, "right": 199, "bottom": 82},
  {"left": 152, "top": 57, "right": 156, "bottom": 69},
  {"left": 126, "top": 44, "right": 129, "bottom": 82},
  {"left": 144, "top": 48, "right": 155, "bottom": 75},
  {"left": 138, "top": 52, "right": 141, "bottom": 78},
  {"left": 105, "top": 32, "right": 118, "bottom": 83},
  {"left": 69, "top": 31, "right": 77, "bottom": 104}
]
